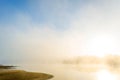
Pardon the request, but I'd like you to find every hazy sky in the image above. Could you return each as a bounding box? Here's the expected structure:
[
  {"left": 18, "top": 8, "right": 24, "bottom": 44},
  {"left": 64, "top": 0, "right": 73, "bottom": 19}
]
[{"left": 1, "top": 0, "right": 120, "bottom": 64}]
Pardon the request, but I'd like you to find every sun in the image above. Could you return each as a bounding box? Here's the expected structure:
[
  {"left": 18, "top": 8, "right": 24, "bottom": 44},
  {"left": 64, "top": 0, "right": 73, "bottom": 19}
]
[{"left": 86, "top": 34, "right": 117, "bottom": 57}]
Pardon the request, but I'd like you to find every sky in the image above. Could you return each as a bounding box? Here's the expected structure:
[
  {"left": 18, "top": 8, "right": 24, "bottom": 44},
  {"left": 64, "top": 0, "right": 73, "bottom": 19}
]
[{"left": 1, "top": 0, "right": 120, "bottom": 64}]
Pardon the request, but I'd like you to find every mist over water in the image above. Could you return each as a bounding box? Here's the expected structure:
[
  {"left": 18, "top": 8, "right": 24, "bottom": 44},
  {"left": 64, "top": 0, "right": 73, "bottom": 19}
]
[
  {"left": 17, "top": 63, "right": 94, "bottom": 80},
  {"left": 1, "top": 0, "right": 120, "bottom": 80},
  {"left": 16, "top": 62, "right": 120, "bottom": 80}
]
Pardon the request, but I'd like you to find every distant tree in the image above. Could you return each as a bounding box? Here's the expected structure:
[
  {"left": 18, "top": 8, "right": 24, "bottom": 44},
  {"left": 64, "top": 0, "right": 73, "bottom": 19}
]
[{"left": 106, "top": 55, "right": 120, "bottom": 68}]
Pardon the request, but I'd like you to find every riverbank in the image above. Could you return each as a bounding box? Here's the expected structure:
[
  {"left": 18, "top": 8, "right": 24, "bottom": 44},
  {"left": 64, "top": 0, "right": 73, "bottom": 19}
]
[{"left": 0, "top": 65, "right": 53, "bottom": 80}]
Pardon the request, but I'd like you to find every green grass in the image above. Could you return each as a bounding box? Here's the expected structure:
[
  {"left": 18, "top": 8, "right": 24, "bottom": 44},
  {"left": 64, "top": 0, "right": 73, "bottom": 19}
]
[{"left": 0, "top": 70, "right": 53, "bottom": 80}]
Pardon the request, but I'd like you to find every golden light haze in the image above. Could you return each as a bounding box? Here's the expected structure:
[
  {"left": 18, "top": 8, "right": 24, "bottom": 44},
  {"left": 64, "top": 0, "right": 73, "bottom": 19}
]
[{"left": 1, "top": 0, "right": 120, "bottom": 64}]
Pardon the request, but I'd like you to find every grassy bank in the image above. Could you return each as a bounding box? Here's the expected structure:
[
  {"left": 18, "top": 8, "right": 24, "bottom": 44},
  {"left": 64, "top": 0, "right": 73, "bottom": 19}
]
[{"left": 0, "top": 70, "right": 53, "bottom": 80}]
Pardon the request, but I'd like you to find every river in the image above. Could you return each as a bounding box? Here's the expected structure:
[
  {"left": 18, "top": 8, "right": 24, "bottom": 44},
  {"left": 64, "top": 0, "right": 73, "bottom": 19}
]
[{"left": 16, "top": 63, "right": 120, "bottom": 80}]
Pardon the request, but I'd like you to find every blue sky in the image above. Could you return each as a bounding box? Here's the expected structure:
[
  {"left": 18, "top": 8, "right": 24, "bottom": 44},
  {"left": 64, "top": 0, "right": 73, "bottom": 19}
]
[
  {"left": 0, "top": 0, "right": 89, "bottom": 29},
  {"left": 1, "top": 0, "right": 120, "bottom": 64},
  {"left": 0, "top": 0, "right": 27, "bottom": 24}
]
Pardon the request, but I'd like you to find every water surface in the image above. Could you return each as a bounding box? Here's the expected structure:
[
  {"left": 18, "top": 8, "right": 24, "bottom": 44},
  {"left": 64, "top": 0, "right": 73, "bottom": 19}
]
[{"left": 17, "top": 64, "right": 120, "bottom": 80}]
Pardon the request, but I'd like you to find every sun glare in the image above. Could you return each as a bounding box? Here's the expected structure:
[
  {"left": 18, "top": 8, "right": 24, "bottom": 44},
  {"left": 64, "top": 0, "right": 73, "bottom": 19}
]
[
  {"left": 96, "top": 69, "right": 117, "bottom": 80},
  {"left": 86, "top": 35, "right": 117, "bottom": 57}
]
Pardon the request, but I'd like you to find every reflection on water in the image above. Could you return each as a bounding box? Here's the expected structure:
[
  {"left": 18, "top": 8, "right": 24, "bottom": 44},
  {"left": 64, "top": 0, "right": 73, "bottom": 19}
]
[
  {"left": 96, "top": 68, "right": 118, "bottom": 80},
  {"left": 16, "top": 63, "right": 120, "bottom": 80}
]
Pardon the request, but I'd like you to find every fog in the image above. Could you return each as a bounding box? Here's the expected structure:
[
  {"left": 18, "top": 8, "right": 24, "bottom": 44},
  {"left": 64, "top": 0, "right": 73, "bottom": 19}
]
[{"left": 1, "top": 0, "right": 120, "bottom": 80}]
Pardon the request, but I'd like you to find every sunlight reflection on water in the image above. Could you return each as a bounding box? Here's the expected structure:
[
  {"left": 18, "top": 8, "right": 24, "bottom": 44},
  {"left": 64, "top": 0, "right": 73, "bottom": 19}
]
[
  {"left": 17, "top": 64, "right": 120, "bottom": 80},
  {"left": 95, "top": 68, "right": 118, "bottom": 80}
]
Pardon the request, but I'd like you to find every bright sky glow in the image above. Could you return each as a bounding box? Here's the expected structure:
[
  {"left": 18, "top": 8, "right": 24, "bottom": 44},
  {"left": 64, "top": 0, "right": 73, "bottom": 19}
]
[
  {"left": 85, "top": 35, "right": 118, "bottom": 57},
  {"left": 1, "top": 0, "right": 120, "bottom": 64}
]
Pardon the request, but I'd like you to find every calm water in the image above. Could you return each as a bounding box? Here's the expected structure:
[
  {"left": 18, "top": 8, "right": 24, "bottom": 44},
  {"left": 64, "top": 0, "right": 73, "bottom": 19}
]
[{"left": 17, "top": 63, "right": 120, "bottom": 80}]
